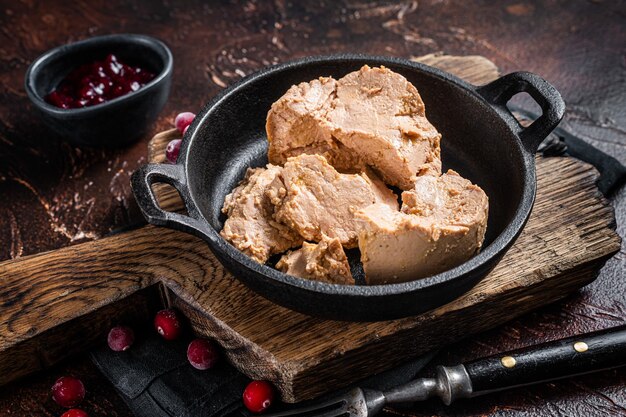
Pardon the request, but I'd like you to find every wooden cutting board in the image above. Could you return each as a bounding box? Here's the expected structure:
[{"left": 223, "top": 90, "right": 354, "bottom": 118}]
[{"left": 0, "top": 55, "right": 620, "bottom": 403}]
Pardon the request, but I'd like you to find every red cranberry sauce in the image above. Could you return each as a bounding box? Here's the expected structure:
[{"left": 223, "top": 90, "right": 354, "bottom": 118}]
[{"left": 45, "top": 54, "right": 155, "bottom": 109}]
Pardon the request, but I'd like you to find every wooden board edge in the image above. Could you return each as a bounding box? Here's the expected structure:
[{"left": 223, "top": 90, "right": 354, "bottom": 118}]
[
  {"left": 0, "top": 286, "right": 161, "bottom": 386},
  {"left": 0, "top": 230, "right": 161, "bottom": 352}
]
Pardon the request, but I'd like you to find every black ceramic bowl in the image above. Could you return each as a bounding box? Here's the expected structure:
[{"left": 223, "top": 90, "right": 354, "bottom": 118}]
[
  {"left": 25, "top": 34, "right": 172, "bottom": 147},
  {"left": 132, "top": 55, "right": 564, "bottom": 321}
]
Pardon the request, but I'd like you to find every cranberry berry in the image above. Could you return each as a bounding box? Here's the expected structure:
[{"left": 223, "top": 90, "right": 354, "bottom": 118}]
[
  {"left": 107, "top": 325, "right": 135, "bottom": 351},
  {"left": 51, "top": 376, "right": 85, "bottom": 408},
  {"left": 174, "top": 112, "right": 195, "bottom": 134},
  {"left": 154, "top": 308, "right": 182, "bottom": 340},
  {"left": 61, "top": 409, "right": 89, "bottom": 417},
  {"left": 187, "top": 338, "right": 220, "bottom": 370},
  {"left": 165, "top": 139, "right": 182, "bottom": 164},
  {"left": 243, "top": 380, "right": 275, "bottom": 414}
]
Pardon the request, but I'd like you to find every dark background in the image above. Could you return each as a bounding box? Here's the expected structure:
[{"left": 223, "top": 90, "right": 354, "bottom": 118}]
[{"left": 1, "top": 1, "right": 625, "bottom": 416}]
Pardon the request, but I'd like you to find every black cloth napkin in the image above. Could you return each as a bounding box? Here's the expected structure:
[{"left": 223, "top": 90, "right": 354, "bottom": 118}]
[
  {"left": 91, "top": 333, "right": 436, "bottom": 417},
  {"left": 91, "top": 334, "right": 250, "bottom": 417}
]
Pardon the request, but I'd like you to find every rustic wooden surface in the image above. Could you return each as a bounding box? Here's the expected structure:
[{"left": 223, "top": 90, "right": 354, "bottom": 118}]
[{"left": 1, "top": 1, "right": 625, "bottom": 416}]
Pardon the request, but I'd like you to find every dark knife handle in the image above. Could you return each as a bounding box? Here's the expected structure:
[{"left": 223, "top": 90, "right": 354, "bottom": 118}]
[{"left": 464, "top": 325, "right": 626, "bottom": 396}]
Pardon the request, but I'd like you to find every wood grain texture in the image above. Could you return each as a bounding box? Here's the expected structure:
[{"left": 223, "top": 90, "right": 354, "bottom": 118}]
[
  {"left": 0, "top": 226, "right": 173, "bottom": 385},
  {"left": 412, "top": 53, "right": 500, "bottom": 85},
  {"left": 0, "top": 288, "right": 161, "bottom": 386}
]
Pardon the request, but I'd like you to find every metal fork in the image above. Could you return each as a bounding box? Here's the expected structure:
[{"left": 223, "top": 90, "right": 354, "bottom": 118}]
[
  {"left": 265, "top": 365, "right": 470, "bottom": 417},
  {"left": 266, "top": 325, "right": 626, "bottom": 417}
]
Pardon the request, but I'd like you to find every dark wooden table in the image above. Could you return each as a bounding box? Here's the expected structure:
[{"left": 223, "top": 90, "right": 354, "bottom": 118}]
[{"left": 1, "top": 1, "right": 625, "bottom": 416}]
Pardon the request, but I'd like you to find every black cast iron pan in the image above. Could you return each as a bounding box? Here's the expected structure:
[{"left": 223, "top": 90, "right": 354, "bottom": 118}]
[{"left": 131, "top": 55, "right": 565, "bottom": 321}]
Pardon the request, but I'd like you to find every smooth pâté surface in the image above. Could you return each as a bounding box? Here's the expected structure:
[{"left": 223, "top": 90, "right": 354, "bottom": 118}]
[{"left": 0, "top": 1, "right": 624, "bottom": 416}]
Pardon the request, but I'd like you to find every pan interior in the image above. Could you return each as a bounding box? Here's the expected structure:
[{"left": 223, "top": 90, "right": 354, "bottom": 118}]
[{"left": 186, "top": 59, "right": 526, "bottom": 283}]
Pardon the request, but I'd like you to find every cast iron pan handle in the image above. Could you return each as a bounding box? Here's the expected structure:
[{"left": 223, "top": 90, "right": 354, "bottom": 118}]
[
  {"left": 131, "top": 163, "right": 212, "bottom": 239},
  {"left": 476, "top": 71, "right": 565, "bottom": 153}
]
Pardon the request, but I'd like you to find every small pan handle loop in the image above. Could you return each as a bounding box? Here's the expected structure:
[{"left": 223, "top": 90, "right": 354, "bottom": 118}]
[
  {"left": 130, "top": 163, "right": 212, "bottom": 239},
  {"left": 476, "top": 72, "right": 565, "bottom": 153}
]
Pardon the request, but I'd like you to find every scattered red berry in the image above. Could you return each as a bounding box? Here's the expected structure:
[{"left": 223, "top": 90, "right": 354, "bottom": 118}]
[
  {"left": 51, "top": 376, "right": 85, "bottom": 408},
  {"left": 243, "top": 380, "right": 275, "bottom": 414},
  {"left": 174, "top": 112, "right": 195, "bottom": 134},
  {"left": 154, "top": 308, "right": 182, "bottom": 340},
  {"left": 187, "top": 339, "right": 220, "bottom": 370},
  {"left": 182, "top": 125, "right": 189, "bottom": 135},
  {"left": 61, "top": 409, "right": 89, "bottom": 417},
  {"left": 107, "top": 325, "right": 135, "bottom": 351},
  {"left": 165, "top": 139, "right": 182, "bottom": 164}
]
